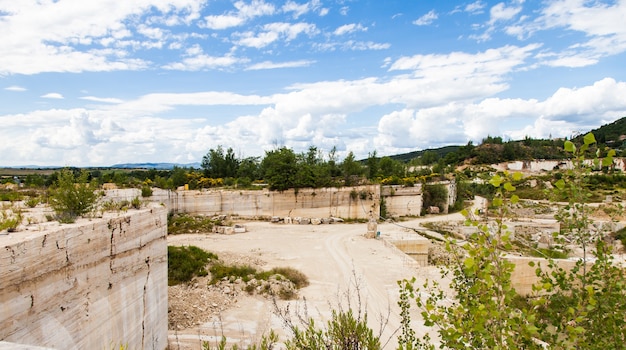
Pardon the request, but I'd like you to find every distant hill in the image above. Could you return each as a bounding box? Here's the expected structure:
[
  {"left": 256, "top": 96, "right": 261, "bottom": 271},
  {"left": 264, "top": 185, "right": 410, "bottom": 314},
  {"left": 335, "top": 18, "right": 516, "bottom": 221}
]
[
  {"left": 388, "top": 145, "right": 461, "bottom": 163},
  {"left": 579, "top": 116, "right": 626, "bottom": 148}
]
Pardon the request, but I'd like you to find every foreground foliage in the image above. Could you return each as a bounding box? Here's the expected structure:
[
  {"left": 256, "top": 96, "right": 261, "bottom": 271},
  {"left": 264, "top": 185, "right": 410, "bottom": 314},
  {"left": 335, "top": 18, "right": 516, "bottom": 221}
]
[{"left": 398, "top": 133, "right": 626, "bottom": 349}]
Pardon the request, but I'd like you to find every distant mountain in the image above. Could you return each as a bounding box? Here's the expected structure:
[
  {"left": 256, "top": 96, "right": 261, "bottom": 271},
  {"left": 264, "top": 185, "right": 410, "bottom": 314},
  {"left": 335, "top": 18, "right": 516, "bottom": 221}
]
[{"left": 110, "top": 162, "right": 201, "bottom": 169}]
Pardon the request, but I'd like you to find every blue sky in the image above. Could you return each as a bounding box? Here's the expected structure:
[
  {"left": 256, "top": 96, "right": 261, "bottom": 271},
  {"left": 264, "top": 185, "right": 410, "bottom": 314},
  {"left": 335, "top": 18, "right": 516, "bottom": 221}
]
[{"left": 1, "top": 0, "right": 626, "bottom": 167}]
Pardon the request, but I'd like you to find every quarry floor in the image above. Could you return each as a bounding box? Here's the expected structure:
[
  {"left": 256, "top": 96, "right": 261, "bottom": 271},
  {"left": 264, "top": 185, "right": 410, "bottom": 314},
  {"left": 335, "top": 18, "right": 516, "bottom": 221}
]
[{"left": 166, "top": 216, "right": 455, "bottom": 350}]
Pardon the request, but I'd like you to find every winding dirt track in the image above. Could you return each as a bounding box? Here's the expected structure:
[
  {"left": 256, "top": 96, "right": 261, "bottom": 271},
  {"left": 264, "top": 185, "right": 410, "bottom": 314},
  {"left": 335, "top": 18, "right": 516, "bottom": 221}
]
[{"left": 167, "top": 219, "right": 444, "bottom": 349}]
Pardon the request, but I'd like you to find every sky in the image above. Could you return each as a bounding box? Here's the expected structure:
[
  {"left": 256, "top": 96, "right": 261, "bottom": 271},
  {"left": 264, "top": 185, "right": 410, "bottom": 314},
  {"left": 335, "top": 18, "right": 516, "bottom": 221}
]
[{"left": 1, "top": 0, "right": 626, "bottom": 167}]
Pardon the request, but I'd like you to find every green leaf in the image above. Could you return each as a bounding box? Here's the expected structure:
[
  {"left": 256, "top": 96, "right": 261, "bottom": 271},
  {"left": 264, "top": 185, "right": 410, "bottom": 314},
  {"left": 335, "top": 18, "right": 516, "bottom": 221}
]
[
  {"left": 492, "top": 197, "right": 503, "bottom": 207},
  {"left": 489, "top": 175, "right": 502, "bottom": 187},
  {"left": 583, "top": 132, "right": 596, "bottom": 145},
  {"left": 555, "top": 179, "right": 565, "bottom": 190},
  {"left": 512, "top": 172, "right": 523, "bottom": 181},
  {"left": 511, "top": 194, "right": 519, "bottom": 204},
  {"left": 603, "top": 149, "right": 616, "bottom": 166},
  {"left": 503, "top": 182, "right": 516, "bottom": 192},
  {"left": 464, "top": 257, "right": 475, "bottom": 269},
  {"left": 564, "top": 140, "right": 575, "bottom": 153}
]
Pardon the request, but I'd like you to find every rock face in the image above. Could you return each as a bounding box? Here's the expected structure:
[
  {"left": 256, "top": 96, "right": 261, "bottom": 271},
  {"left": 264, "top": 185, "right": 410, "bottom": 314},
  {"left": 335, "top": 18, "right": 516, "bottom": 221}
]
[{"left": 0, "top": 207, "right": 168, "bottom": 350}]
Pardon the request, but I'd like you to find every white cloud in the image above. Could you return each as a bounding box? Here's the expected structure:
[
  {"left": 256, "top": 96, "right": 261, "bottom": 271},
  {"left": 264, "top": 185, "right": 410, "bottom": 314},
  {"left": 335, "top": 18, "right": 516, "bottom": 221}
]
[
  {"left": 539, "top": 0, "right": 626, "bottom": 57},
  {"left": 41, "top": 93, "right": 64, "bottom": 99},
  {"left": 202, "top": 0, "right": 275, "bottom": 29},
  {"left": 489, "top": 2, "right": 522, "bottom": 25},
  {"left": 465, "top": 1, "right": 486, "bottom": 14},
  {"left": 204, "top": 15, "right": 245, "bottom": 30},
  {"left": 389, "top": 44, "right": 540, "bottom": 85},
  {"left": 80, "top": 96, "right": 124, "bottom": 104},
  {"left": 246, "top": 60, "right": 315, "bottom": 70},
  {"left": 282, "top": 0, "right": 321, "bottom": 19},
  {"left": 0, "top": 0, "right": 204, "bottom": 75},
  {"left": 5, "top": 86, "right": 26, "bottom": 92},
  {"left": 3, "top": 76, "right": 626, "bottom": 166},
  {"left": 234, "top": 22, "right": 317, "bottom": 48},
  {"left": 413, "top": 10, "right": 438, "bottom": 26},
  {"left": 334, "top": 23, "right": 367, "bottom": 36},
  {"left": 162, "top": 45, "right": 248, "bottom": 70}
]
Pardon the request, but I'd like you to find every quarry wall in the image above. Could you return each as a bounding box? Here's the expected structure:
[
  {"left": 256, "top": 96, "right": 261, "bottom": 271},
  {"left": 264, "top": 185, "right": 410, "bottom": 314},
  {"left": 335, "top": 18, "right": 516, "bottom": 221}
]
[
  {"left": 0, "top": 207, "right": 168, "bottom": 350},
  {"left": 107, "top": 185, "right": 383, "bottom": 219},
  {"left": 105, "top": 182, "right": 456, "bottom": 219}
]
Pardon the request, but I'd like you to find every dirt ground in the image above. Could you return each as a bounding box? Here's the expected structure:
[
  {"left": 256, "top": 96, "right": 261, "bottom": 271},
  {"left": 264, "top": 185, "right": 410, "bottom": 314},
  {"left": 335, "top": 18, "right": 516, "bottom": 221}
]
[{"left": 166, "top": 218, "right": 449, "bottom": 350}]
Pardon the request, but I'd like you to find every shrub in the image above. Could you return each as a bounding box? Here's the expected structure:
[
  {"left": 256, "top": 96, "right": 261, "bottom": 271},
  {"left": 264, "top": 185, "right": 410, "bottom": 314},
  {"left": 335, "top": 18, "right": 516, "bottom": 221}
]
[
  {"left": 48, "top": 169, "right": 99, "bottom": 223},
  {"left": 0, "top": 208, "right": 22, "bottom": 232},
  {"left": 168, "top": 245, "right": 217, "bottom": 286},
  {"left": 24, "top": 196, "right": 40, "bottom": 208},
  {"left": 141, "top": 185, "right": 153, "bottom": 197},
  {"left": 209, "top": 263, "right": 257, "bottom": 283},
  {"left": 130, "top": 196, "right": 141, "bottom": 209}
]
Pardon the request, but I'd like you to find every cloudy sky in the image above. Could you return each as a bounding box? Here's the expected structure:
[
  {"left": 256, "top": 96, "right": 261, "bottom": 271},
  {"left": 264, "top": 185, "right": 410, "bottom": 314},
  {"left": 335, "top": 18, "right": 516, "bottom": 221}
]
[{"left": 1, "top": 0, "right": 626, "bottom": 167}]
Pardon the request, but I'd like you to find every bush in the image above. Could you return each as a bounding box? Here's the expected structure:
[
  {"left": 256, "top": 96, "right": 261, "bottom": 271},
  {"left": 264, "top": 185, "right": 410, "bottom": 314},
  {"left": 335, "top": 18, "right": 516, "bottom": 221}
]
[
  {"left": 209, "top": 263, "right": 257, "bottom": 283},
  {"left": 48, "top": 169, "right": 99, "bottom": 223},
  {"left": 168, "top": 245, "right": 217, "bottom": 286},
  {"left": 141, "top": 185, "right": 153, "bottom": 197},
  {"left": 0, "top": 208, "right": 22, "bottom": 232}
]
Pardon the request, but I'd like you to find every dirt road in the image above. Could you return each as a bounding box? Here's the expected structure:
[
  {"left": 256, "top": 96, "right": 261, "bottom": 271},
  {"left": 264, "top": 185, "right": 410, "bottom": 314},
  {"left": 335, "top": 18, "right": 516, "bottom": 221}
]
[{"left": 167, "top": 219, "right": 446, "bottom": 349}]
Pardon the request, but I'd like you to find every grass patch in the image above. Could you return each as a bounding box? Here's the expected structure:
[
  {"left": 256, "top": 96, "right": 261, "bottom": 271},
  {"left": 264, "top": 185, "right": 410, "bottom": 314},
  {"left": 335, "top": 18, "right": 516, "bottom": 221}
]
[{"left": 168, "top": 245, "right": 218, "bottom": 286}]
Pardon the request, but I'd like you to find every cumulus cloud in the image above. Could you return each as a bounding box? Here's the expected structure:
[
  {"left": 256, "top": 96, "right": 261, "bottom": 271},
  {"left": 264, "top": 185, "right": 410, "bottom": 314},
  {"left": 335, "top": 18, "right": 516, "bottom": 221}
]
[{"left": 2, "top": 76, "right": 626, "bottom": 166}]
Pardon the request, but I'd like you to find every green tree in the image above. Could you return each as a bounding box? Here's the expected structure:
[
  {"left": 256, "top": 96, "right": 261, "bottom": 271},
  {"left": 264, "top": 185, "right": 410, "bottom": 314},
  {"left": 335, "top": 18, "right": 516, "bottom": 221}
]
[
  {"left": 237, "top": 156, "right": 261, "bottom": 182},
  {"left": 366, "top": 151, "right": 379, "bottom": 180},
  {"left": 341, "top": 151, "right": 363, "bottom": 186},
  {"left": 419, "top": 150, "right": 439, "bottom": 165},
  {"left": 378, "top": 156, "right": 405, "bottom": 178},
  {"left": 261, "top": 147, "right": 297, "bottom": 191},
  {"left": 49, "top": 169, "right": 99, "bottom": 223},
  {"left": 202, "top": 145, "right": 239, "bottom": 179}
]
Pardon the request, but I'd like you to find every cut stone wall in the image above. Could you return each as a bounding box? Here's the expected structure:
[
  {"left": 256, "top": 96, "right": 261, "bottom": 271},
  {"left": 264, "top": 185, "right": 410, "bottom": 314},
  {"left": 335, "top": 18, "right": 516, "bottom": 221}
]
[
  {"left": 107, "top": 185, "right": 381, "bottom": 220},
  {"left": 382, "top": 185, "right": 423, "bottom": 217},
  {"left": 0, "top": 207, "right": 168, "bottom": 350}
]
